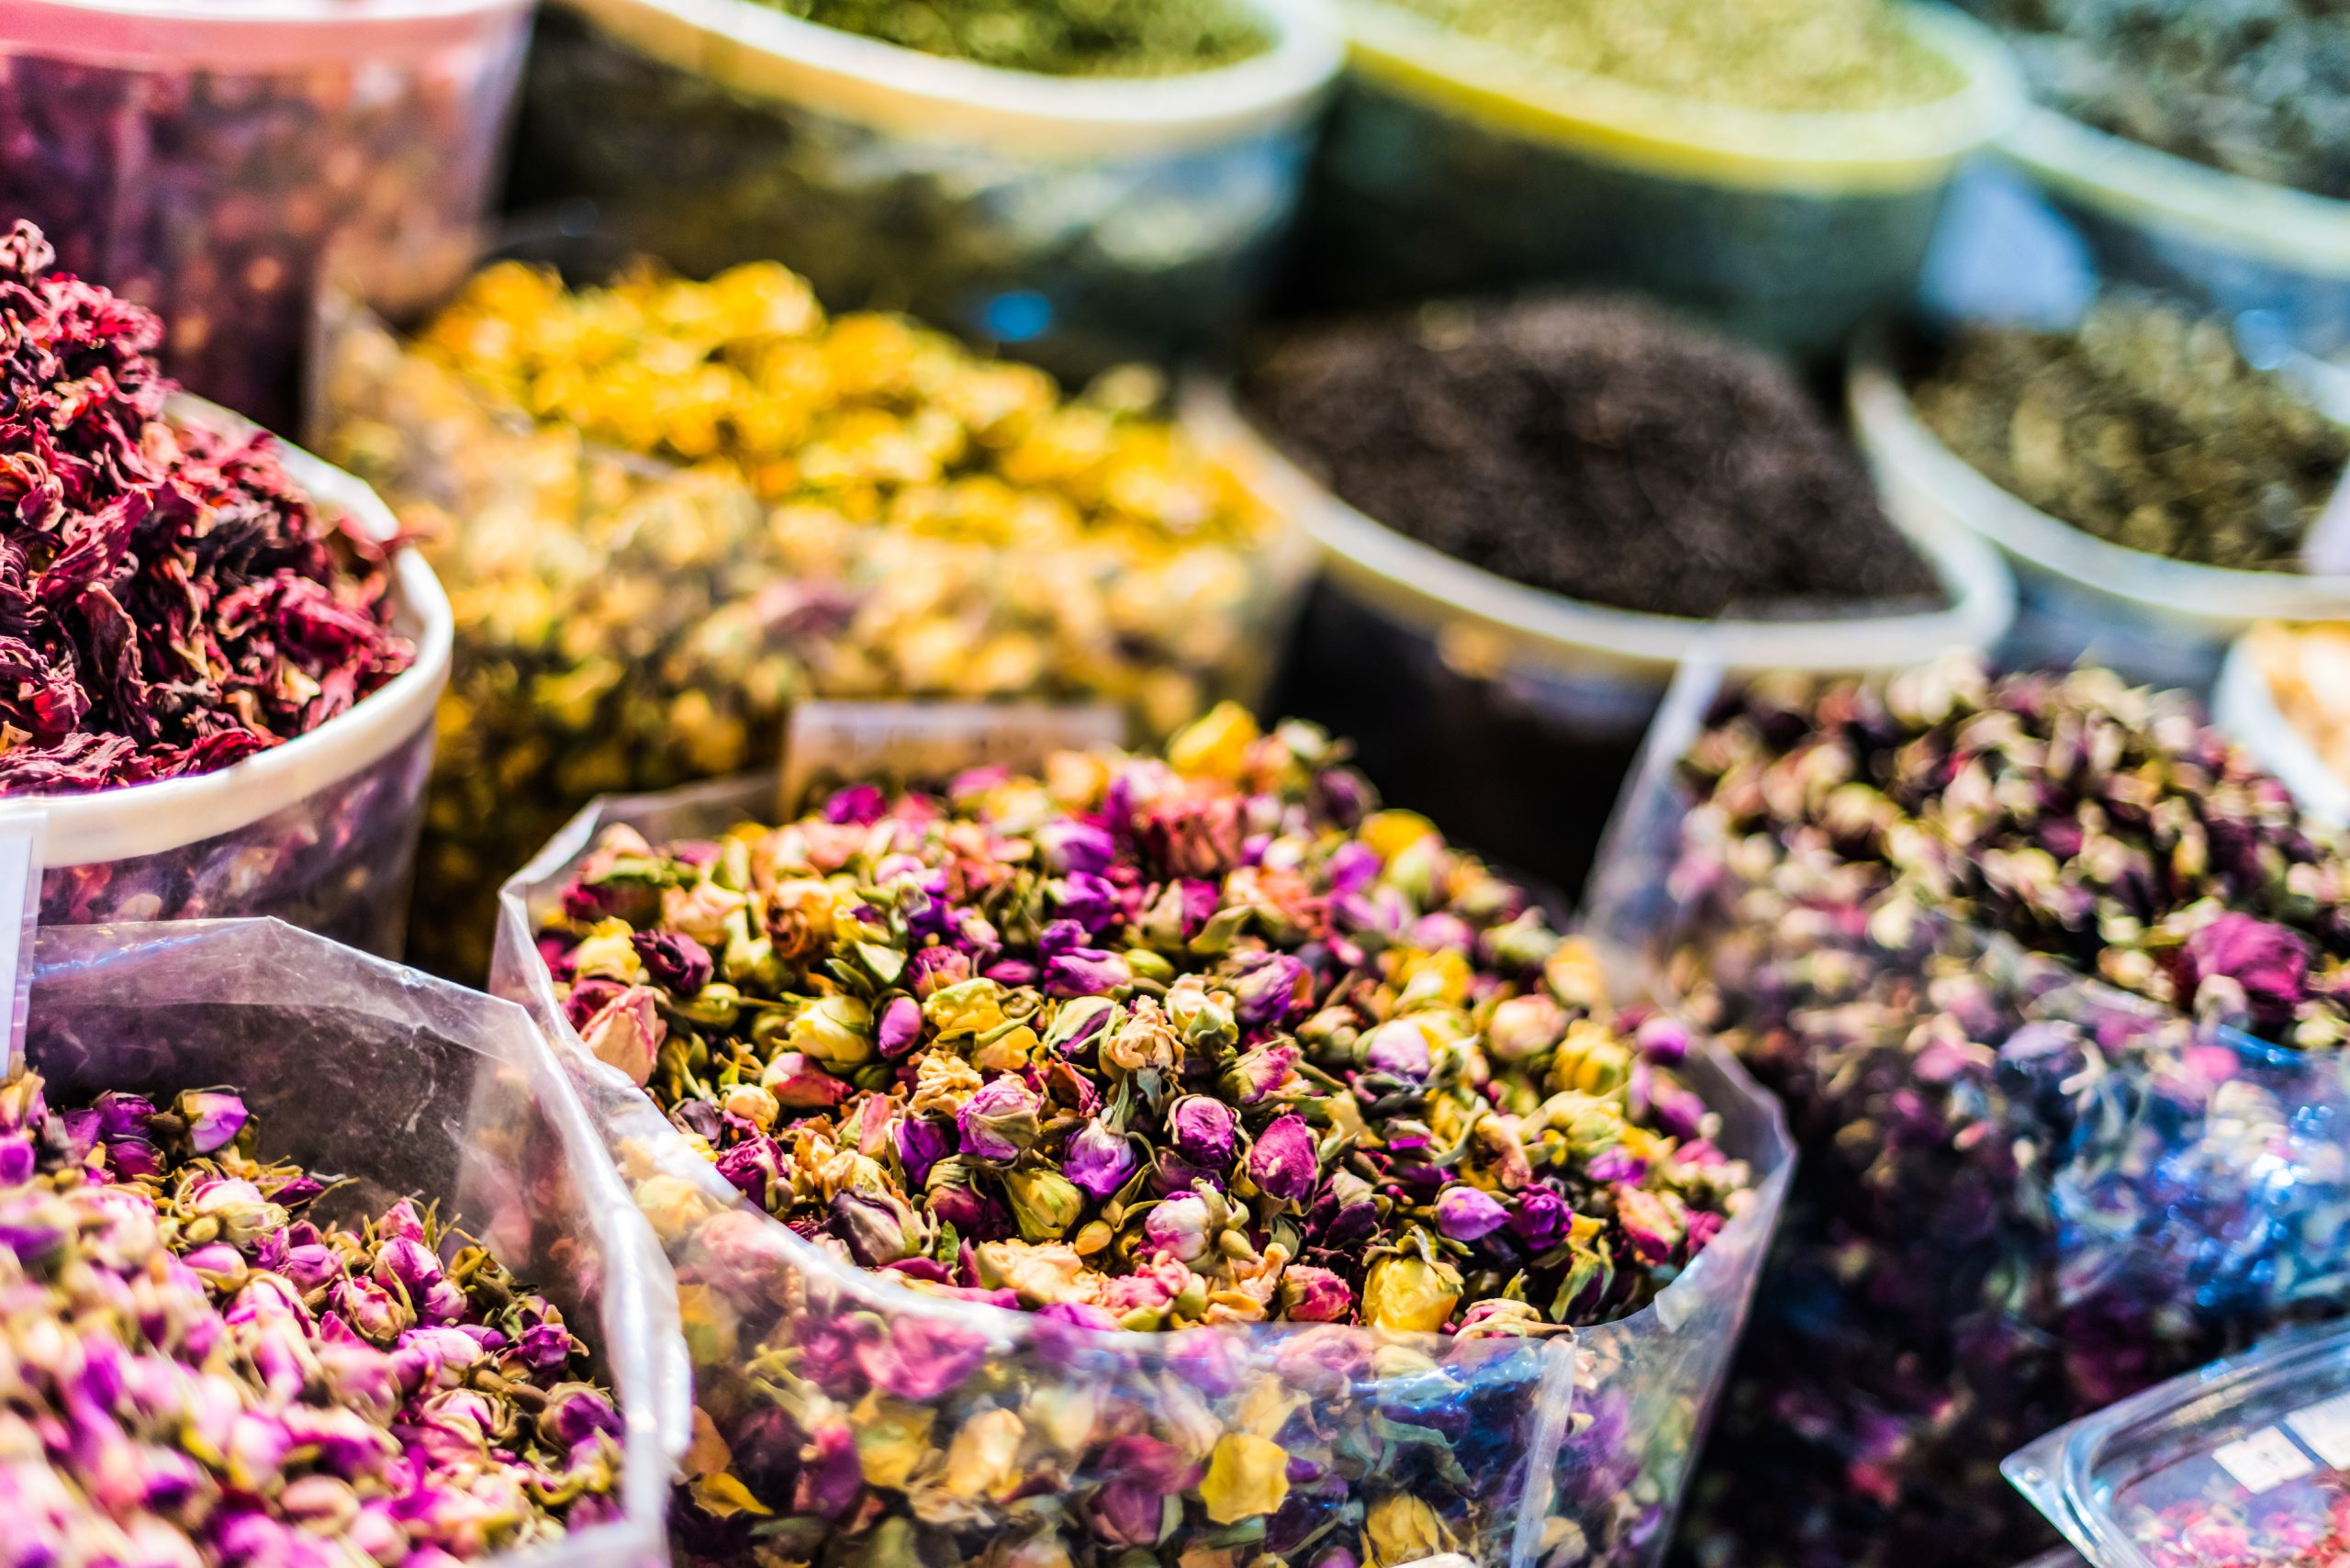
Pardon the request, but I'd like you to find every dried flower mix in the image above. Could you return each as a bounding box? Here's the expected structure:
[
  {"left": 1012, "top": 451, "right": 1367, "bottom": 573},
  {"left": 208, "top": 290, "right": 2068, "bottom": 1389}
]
[
  {"left": 533, "top": 705, "right": 1758, "bottom": 1563},
  {"left": 1241, "top": 297, "right": 1945, "bottom": 620},
  {"left": 1647, "top": 658, "right": 2350, "bottom": 1568},
  {"left": 0, "top": 1069, "right": 624, "bottom": 1565},
  {"left": 1381, "top": 0, "right": 1961, "bottom": 111},
  {"left": 760, "top": 0, "right": 1269, "bottom": 75},
  {"left": 321, "top": 259, "right": 1287, "bottom": 979},
  {"left": 1954, "top": 0, "right": 2350, "bottom": 197},
  {"left": 2252, "top": 622, "right": 2350, "bottom": 790},
  {"left": 0, "top": 220, "right": 412, "bottom": 794},
  {"left": 1912, "top": 297, "right": 2350, "bottom": 573}
]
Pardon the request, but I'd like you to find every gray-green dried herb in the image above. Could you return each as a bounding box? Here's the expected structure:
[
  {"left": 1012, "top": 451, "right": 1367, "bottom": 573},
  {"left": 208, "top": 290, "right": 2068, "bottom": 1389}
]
[
  {"left": 765, "top": 0, "right": 1268, "bottom": 75},
  {"left": 1913, "top": 297, "right": 2350, "bottom": 572}
]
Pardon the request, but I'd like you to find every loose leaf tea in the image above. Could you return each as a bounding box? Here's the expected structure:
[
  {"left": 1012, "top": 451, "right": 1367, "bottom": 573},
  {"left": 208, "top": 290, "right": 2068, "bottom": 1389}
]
[
  {"left": 765, "top": 0, "right": 1269, "bottom": 74},
  {"left": 1382, "top": 0, "right": 1959, "bottom": 111},
  {"left": 1956, "top": 0, "right": 2350, "bottom": 197},
  {"left": 1241, "top": 297, "right": 1944, "bottom": 619},
  {"left": 0, "top": 221, "right": 412, "bottom": 794},
  {"left": 0, "top": 1070, "right": 625, "bottom": 1565},
  {"left": 1913, "top": 297, "right": 2350, "bottom": 572}
]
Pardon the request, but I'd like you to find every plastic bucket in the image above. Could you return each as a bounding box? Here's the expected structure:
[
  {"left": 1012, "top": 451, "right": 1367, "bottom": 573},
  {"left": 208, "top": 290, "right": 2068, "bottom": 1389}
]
[
  {"left": 509, "top": 0, "right": 1341, "bottom": 376},
  {"left": 1286, "top": 2, "right": 2021, "bottom": 355}
]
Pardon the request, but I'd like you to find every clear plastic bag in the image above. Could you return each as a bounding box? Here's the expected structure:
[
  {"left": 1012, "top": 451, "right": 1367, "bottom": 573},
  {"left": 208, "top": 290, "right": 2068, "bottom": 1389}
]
[
  {"left": 1585, "top": 662, "right": 2350, "bottom": 1568},
  {"left": 0, "top": 0, "right": 532, "bottom": 431},
  {"left": 490, "top": 747, "right": 1794, "bottom": 1568},
  {"left": 1850, "top": 351, "right": 2350, "bottom": 691},
  {"left": 316, "top": 274, "right": 1312, "bottom": 979},
  {"left": 17, "top": 916, "right": 692, "bottom": 1568},
  {"left": 507, "top": 0, "right": 1339, "bottom": 378},
  {"left": 1284, "top": 2, "right": 2018, "bottom": 356},
  {"left": 26, "top": 400, "right": 453, "bottom": 957}
]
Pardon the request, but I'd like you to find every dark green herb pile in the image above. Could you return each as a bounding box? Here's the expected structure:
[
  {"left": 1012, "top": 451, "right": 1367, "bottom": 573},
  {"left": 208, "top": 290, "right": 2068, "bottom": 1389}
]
[{"left": 767, "top": 0, "right": 1270, "bottom": 74}]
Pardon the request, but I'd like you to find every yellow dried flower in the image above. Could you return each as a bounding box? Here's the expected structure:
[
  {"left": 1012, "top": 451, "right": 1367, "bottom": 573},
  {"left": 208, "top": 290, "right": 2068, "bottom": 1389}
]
[
  {"left": 1199, "top": 1433, "right": 1292, "bottom": 1524},
  {"left": 1361, "top": 1255, "right": 1463, "bottom": 1333}
]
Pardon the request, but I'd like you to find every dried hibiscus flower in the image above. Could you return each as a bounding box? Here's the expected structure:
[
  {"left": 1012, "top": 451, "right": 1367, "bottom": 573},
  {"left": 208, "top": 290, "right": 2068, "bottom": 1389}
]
[{"left": 0, "top": 219, "right": 410, "bottom": 792}]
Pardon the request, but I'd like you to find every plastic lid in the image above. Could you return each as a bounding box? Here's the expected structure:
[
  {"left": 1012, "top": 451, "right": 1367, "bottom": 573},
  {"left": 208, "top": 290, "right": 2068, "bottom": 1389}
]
[
  {"left": 554, "top": 0, "right": 1342, "bottom": 158},
  {"left": 1335, "top": 0, "right": 2021, "bottom": 195},
  {"left": 21, "top": 398, "right": 453, "bottom": 869},
  {"left": 1180, "top": 374, "right": 2017, "bottom": 685},
  {"left": 0, "top": 0, "right": 529, "bottom": 67},
  {"left": 1849, "top": 354, "right": 2350, "bottom": 633},
  {"left": 2008, "top": 1324, "right": 2350, "bottom": 1568},
  {"left": 2004, "top": 107, "right": 2350, "bottom": 282}
]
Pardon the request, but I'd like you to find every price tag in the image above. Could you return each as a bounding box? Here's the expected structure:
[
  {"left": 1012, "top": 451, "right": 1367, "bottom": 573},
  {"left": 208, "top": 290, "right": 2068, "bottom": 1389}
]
[
  {"left": 2286, "top": 1392, "right": 2350, "bottom": 1470},
  {"left": 2212, "top": 1427, "right": 2317, "bottom": 1495},
  {"left": 778, "top": 700, "right": 1125, "bottom": 814},
  {"left": 0, "top": 805, "right": 47, "bottom": 1077}
]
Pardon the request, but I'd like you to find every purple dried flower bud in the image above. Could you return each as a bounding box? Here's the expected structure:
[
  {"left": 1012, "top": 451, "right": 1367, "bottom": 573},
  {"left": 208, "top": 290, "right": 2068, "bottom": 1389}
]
[
  {"left": 1615, "top": 1185, "right": 1684, "bottom": 1265},
  {"left": 1167, "top": 1095, "right": 1238, "bottom": 1170},
  {"left": 175, "top": 1089, "right": 248, "bottom": 1154},
  {"left": 542, "top": 1382, "right": 624, "bottom": 1449},
  {"left": 823, "top": 783, "right": 889, "bottom": 824},
  {"left": 333, "top": 1276, "right": 412, "bottom": 1345},
  {"left": 715, "top": 1137, "right": 784, "bottom": 1208},
  {"left": 1435, "top": 1184, "right": 1511, "bottom": 1241},
  {"left": 1361, "top": 1017, "right": 1434, "bottom": 1079},
  {"left": 1277, "top": 1265, "right": 1355, "bottom": 1322},
  {"left": 1508, "top": 1187, "right": 1572, "bottom": 1252},
  {"left": 1038, "top": 819, "right": 1116, "bottom": 877},
  {"left": 1064, "top": 1118, "right": 1140, "bottom": 1200},
  {"left": 561, "top": 976, "right": 626, "bottom": 1034},
  {"left": 1086, "top": 1433, "right": 1198, "bottom": 1546},
  {"left": 1248, "top": 1114, "right": 1321, "bottom": 1207},
  {"left": 1044, "top": 946, "right": 1132, "bottom": 999},
  {"left": 1221, "top": 1041, "right": 1298, "bottom": 1104},
  {"left": 1142, "top": 1193, "right": 1213, "bottom": 1263},
  {"left": 829, "top": 1189, "right": 922, "bottom": 1267},
  {"left": 629, "top": 931, "right": 713, "bottom": 995},
  {"left": 894, "top": 1115, "right": 954, "bottom": 1188},
  {"left": 957, "top": 1078, "right": 1041, "bottom": 1163},
  {"left": 876, "top": 996, "right": 923, "bottom": 1058},
  {"left": 518, "top": 1320, "right": 576, "bottom": 1372},
  {"left": 758, "top": 1052, "right": 852, "bottom": 1110},
  {"left": 1230, "top": 952, "right": 1311, "bottom": 1030},
  {"left": 1633, "top": 1014, "right": 1691, "bottom": 1065},
  {"left": 2181, "top": 913, "right": 2313, "bottom": 1027}
]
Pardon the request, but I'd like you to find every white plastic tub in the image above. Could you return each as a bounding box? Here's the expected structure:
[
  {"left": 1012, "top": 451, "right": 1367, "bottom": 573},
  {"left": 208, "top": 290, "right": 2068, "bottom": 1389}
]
[
  {"left": 0, "top": 0, "right": 532, "bottom": 430},
  {"left": 1289, "top": 2, "right": 2020, "bottom": 353},
  {"left": 512, "top": 0, "right": 1341, "bottom": 375},
  {"left": 29, "top": 398, "right": 454, "bottom": 955},
  {"left": 1850, "top": 350, "right": 2350, "bottom": 689},
  {"left": 2213, "top": 630, "right": 2350, "bottom": 829}
]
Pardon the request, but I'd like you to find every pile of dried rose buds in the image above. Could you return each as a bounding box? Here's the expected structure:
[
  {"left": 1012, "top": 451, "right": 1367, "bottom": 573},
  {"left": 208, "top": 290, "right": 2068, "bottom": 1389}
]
[
  {"left": 1652, "top": 658, "right": 2350, "bottom": 1568},
  {"left": 0, "top": 1069, "right": 624, "bottom": 1565},
  {"left": 533, "top": 703, "right": 1755, "bottom": 1565}
]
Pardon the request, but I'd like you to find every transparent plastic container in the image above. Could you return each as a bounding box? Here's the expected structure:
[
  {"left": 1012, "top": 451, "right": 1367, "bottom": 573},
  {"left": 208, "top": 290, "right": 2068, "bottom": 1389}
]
[
  {"left": 1285, "top": 2, "right": 2020, "bottom": 355},
  {"left": 1998, "top": 107, "right": 2350, "bottom": 362},
  {"left": 489, "top": 751, "right": 1796, "bottom": 1568},
  {"left": 2213, "top": 632, "right": 2350, "bottom": 829},
  {"left": 17, "top": 915, "right": 690, "bottom": 1568},
  {"left": 1585, "top": 661, "right": 2350, "bottom": 1568},
  {"left": 316, "top": 276, "right": 1311, "bottom": 978},
  {"left": 2009, "top": 1323, "right": 2350, "bottom": 1568},
  {"left": 509, "top": 0, "right": 1340, "bottom": 377},
  {"left": 26, "top": 398, "right": 453, "bottom": 957},
  {"left": 1850, "top": 350, "right": 2350, "bottom": 690},
  {"left": 0, "top": 0, "right": 533, "bottom": 431}
]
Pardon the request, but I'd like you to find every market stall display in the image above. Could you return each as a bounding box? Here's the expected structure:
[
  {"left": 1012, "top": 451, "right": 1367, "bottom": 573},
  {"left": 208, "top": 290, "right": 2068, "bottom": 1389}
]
[
  {"left": 507, "top": 0, "right": 1339, "bottom": 376},
  {"left": 318, "top": 252, "right": 1304, "bottom": 979},
  {"left": 0, "top": 222, "right": 451, "bottom": 952},
  {"left": 1587, "top": 657, "right": 2350, "bottom": 1568},
  {"left": 1286, "top": 0, "right": 2018, "bottom": 353},
  {"left": 492, "top": 705, "right": 1792, "bottom": 1568},
  {"left": 6, "top": 915, "right": 686, "bottom": 1568},
  {"left": 0, "top": 0, "right": 531, "bottom": 431}
]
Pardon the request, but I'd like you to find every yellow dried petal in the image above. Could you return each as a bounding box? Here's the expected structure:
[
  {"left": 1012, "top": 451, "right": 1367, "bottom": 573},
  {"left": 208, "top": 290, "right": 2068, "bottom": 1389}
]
[
  {"left": 942, "top": 1407, "right": 1024, "bottom": 1500},
  {"left": 854, "top": 1394, "right": 936, "bottom": 1490},
  {"left": 688, "top": 1472, "right": 772, "bottom": 1519},
  {"left": 1199, "top": 1432, "right": 1291, "bottom": 1524},
  {"left": 1361, "top": 809, "right": 1438, "bottom": 862}
]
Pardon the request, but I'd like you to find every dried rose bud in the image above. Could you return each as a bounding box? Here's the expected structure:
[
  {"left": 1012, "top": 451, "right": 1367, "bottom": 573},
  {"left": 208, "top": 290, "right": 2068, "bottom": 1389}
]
[
  {"left": 1167, "top": 1095, "right": 1239, "bottom": 1170},
  {"left": 632, "top": 931, "right": 714, "bottom": 995},
  {"left": 175, "top": 1090, "right": 248, "bottom": 1155},
  {"left": 1247, "top": 1114, "right": 1320, "bottom": 1207},
  {"left": 1277, "top": 1265, "right": 1355, "bottom": 1322},
  {"left": 1434, "top": 1185, "right": 1510, "bottom": 1242},
  {"left": 1065, "top": 1119, "right": 1140, "bottom": 1200},
  {"left": 1002, "top": 1168, "right": 1088, "bottom": 1242},
  {"left": 579, "top": 986, "right": 665, "bottom": 1086},
  {"left": 958, "top": 1079, "right": 1042, "bottom": 1163}
]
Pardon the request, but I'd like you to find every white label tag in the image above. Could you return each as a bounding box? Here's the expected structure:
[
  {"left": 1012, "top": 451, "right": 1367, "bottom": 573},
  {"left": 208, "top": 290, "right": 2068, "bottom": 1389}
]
[
  {"left": 0, "top": 805, "right": 47, "bottom": 1078},
  {"left": 2212, "top": 1427, "right": 2317, "bottom": 1495},
  {"left": 778, "top": 701, "right": 1125, "bottom": 813},
  {"left": 2285, "top": 1392, "right": 2350, "bottom": 1470}
]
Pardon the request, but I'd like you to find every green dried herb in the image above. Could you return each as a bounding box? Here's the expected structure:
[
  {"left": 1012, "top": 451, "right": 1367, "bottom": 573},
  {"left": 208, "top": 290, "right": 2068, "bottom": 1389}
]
[
  {"left": 1913, "top": 297, "right": 2350, "bottom": 572},
  {"left": 766, "top": 0, "right": 1270, "bottom": 75},
  {"left": 1381, "top": 0, "right": 1961, "bottom": 112}
]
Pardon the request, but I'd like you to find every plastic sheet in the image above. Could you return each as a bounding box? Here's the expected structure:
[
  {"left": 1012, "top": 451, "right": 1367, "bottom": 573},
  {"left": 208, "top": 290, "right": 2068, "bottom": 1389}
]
[
  {"left": 28, "top": 400, "right": 453, "bottom": 956},
  {"left": 0, "top": 0, "right": 532, "bottom": 431},
  {"left": 1284, "top": 2, "right": 2018, "bottom": 355},
  {"left": 1850, "top": 349, "right": 2350, "bottom": 691},
  {"left": 1584, "top": 662, "right": 2350, "bottom": 1568},
  {"left": 508, "top": 0, "right": 1339, "bottom": 378},
  {"left": 16, "top": 916, "right": 691, "bottom": 1568},
  {"left": 491, "top": 752, "right": 1794, "bottom": 1568}
]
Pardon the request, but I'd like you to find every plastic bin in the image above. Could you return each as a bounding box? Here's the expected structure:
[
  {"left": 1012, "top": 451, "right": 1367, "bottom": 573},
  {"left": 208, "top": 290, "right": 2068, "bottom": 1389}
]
[
  {"left": 1283, "top": 2, "right": 2020, "bottom": 355},
  {"left": 17, "top": 915, "right": 689, "bottom": 1568},
  {"left": 489, "top": 755, "right": 1795, "bottom": 1568},
  {"left": 1185, "top": 374, "right": 2014, "bottom": 904},
  {"left": 508, "top": 0, "right": 1340, "bottom": 377},
  {"left": 1849, "top": 349, "right": 2350, "bottom": 690},
  {"left": 316, "top": 279, "right": 1310, "bottom": 979},
  {"left": 26, "top": 398, "right": 452, "bottom": 956},
  {"left": 0, "top": 0, "right": 532, "bottom": 431},
  {"left": 2213, "top": 631, "right": 2350, "bottom": 829},
  {"left": 1996, "top": 106, "right": 2350, "bottom": 362},
  {"left": 2009, "top": 1323, "right": 2350, "bottom": 1568},
  {"left": 1586, "top": 661, "right": 2350, "bottom": 1568}
]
